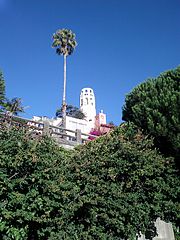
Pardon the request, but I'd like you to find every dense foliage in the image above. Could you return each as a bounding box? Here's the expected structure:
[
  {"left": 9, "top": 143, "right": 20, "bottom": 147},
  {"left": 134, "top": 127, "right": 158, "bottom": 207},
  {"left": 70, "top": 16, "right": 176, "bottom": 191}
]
[
  {"left": 1, "top": 123, "right": 179, "bottom": 239},
  {"left": 122, "top": 66, "right": 180, "bottom": 165},
  {"left": 68, "top": 123, "right": 179, "bottom": 239},
  {"left": 0, "top": 125, "right": 74, "bottom": 239}
]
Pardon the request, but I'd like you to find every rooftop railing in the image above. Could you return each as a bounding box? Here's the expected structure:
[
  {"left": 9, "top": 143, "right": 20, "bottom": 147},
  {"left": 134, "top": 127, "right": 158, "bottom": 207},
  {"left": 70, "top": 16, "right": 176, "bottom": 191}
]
[{"left": 0, "top": 113, "right": 97, "bottom": 146}]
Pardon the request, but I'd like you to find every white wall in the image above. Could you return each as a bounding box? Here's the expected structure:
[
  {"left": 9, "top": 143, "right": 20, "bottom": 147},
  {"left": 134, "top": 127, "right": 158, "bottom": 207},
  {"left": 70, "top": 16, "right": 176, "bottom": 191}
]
[
  {"left": 66, "top": 116, "right": 91, "bottom": 133},
  {"left": 80, "top": 87, "right": 96, "bottom": 129}
]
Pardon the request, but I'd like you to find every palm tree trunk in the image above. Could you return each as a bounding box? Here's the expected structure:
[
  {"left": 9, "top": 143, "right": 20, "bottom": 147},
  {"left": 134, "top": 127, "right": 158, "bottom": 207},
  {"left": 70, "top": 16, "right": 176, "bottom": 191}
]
[{"left": 62, "top": 54, "right": 67, "bottom": 129}]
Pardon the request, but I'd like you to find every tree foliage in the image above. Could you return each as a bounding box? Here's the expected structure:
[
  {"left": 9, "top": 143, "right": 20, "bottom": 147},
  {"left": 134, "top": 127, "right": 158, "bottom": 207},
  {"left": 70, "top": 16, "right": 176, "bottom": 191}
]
[
  {"left": 122, "top": 66, "right": 180, "bottom": 165},
  {"left": 0, "top": 70, "right": 5, "bottom": 109},
  {"left": 56, "top": 104, "right": 86, "bottom": 119},
  {"left": 0, "top": 70, "right": 24, "bottom": 116},
  {"left": 0, "top": 124, "right": 179, "bottom": 239},
  {"left": 0, "top": 125, "right": 74, "bottom": 239},
  {"left": 52, "top": 29, "right": 77, "bottom": 56},
  {"left": 67, "top": 123, "right": 179, "bottom": 239},
  {"left": 3, "top": 97, "right": 24, "bottom": 116}
]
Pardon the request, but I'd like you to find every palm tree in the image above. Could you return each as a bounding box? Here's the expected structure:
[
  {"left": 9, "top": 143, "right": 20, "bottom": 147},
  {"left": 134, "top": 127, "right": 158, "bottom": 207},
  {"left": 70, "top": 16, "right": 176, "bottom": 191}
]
[
  {"left": 4, "top": 97, "right": 24, "bottom": 116},
  {"left": 52, "top": 28, "right": 77, "bottom": 128},
  {"left": 2, "top": 98, "right": 24, "bottom": 127}
]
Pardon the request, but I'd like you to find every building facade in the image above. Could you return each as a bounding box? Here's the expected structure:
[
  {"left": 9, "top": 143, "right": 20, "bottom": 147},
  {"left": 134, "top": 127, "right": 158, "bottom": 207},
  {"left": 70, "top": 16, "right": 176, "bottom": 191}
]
[
  {"left": 32, "top": 87, "right": 101, "bottom": 135},
  {"left": 80, "top": 87, "right": 96, "bottom": 130}
]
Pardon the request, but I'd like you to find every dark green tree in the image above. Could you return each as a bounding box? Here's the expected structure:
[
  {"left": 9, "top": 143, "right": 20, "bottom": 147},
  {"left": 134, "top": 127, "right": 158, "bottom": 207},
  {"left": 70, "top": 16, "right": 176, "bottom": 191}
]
[
  {"left": 0, "top": 71, "right": 25, "bottom": 117},
  {"left": 122, "top": 66, "right": 180, "bottom": 165},
  {"left": 0, "top": 70, "right": 5, "bottom": 110},
  {"left": 56, "top": 104, "right": 85, "bottom": 119},
  {"left": 52, "top": 29, "right": 77, "bottom": 128},
  {"left": 4, "top": 97, "right": 24, "bottom": 116}
]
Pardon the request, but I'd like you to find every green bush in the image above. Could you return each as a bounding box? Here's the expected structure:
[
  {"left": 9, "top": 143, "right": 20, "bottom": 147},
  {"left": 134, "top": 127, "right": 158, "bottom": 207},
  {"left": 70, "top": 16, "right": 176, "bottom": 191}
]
[
  {"left": 0, "top": 123, "right": 179, "bottom": 239},
  {"left": 66, "top": 123, "right": 179, "bottom": 239},
  {"left": 0, "top": 125, "right": 74, "bottom": 239}
]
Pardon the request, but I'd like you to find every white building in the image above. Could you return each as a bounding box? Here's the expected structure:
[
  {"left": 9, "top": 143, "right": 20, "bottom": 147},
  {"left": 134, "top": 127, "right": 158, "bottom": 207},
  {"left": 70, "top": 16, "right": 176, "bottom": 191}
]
[
  {"left": 80, "top": 88, "right": 96, "bottom": 130},
  {"left": 32, "top": 87, "right": 98, "bottom": 135}
]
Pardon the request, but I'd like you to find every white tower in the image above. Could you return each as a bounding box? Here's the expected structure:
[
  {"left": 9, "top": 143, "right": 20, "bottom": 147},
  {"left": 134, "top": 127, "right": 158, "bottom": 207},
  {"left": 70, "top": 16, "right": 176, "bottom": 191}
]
[{"left": 80, "top": 88, "right": 96, "bottom": 129}]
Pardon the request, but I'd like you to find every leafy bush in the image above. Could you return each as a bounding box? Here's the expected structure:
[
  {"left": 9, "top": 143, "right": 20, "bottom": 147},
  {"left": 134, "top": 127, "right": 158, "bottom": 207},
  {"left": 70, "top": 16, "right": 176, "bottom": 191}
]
[
  {"left": 0, "top": 123, "right": 179, "bottom": 239},
  {"left": 66, "top": 123, "right": 180, "bottom": 239},
  {"left": 0, "top": 125, "right": 74, "bottom": 239}
]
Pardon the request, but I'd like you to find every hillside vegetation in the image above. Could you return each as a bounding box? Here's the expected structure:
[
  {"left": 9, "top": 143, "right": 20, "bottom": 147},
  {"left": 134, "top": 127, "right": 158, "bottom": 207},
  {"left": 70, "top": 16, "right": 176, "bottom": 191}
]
[
  {"left": 0, "top": 66, "right": 179, "bottom": 239},
  {"left": 0, "top": 123, "right": 179, "bottom": 239}
]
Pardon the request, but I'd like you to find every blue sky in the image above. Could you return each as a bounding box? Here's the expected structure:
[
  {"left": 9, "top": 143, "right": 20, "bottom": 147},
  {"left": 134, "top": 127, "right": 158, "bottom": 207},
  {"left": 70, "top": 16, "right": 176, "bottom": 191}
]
[{"left": 0, "top": 0, "right": 180, "bottom": 125}]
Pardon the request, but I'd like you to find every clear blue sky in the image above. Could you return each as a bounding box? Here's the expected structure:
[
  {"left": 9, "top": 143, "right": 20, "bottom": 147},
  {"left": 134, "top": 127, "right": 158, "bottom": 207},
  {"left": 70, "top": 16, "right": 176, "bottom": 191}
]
[{"left": 0, "top": 0, "right": 180, "bottom": 125}]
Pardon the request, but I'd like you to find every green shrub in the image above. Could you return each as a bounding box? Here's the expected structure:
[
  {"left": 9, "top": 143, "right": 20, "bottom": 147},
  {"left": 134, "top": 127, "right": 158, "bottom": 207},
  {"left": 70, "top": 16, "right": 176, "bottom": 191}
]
[
  {"left": 0, "top": 125, "right": 73, "bottom": 239},
  {"left": 65, "top": 123, "right": 180, "bottom": 239},
  {"left": 0, "top": 123, "right": 179, "bottom": 239}
]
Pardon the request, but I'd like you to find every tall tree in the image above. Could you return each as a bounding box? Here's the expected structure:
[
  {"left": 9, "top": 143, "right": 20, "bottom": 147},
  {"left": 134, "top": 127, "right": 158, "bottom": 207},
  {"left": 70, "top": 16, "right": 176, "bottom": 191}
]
[
  {"left": 0, "top": 70, "right": 5, "bottom": 110},
  {"left": 122, "top": 66, "right": 180, "bottom": 167},
  {"left": 52, "top": 29, "right": 77, "bottom": 128},
  {"left": 4, "top": 97, "right": 24, "bottom": 116}
]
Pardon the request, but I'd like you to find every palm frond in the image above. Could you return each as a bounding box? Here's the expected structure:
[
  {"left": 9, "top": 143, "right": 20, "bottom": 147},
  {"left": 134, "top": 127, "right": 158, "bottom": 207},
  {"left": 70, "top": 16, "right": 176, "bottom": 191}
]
[{"left": 52, "top": 28, "right": 77, "bottom": 56}]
